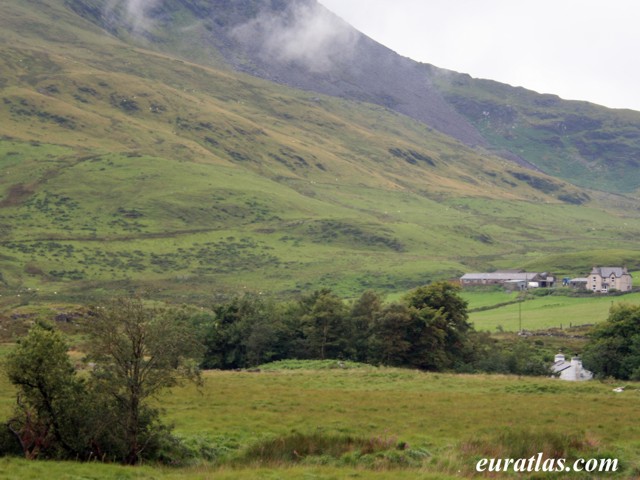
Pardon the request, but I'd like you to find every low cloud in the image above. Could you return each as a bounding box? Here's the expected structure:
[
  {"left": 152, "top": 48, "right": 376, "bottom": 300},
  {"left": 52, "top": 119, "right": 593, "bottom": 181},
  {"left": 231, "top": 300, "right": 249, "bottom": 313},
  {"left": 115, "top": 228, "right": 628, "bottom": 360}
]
[
  {"left": 104, "top": 0, "right": 160, "bottom": 34},
  {"left": 232, "top": 1, "right": 359, "bottom": 73}
]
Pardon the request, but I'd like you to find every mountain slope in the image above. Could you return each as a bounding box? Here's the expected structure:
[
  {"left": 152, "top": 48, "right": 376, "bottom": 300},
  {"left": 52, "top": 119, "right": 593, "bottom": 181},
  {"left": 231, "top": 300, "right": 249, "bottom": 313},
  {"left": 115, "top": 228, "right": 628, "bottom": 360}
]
[
  {"left": 1, "top": 0, "right": 640, "bottom": 302},
  {"left": 64, "top": 0, "right": 640, "bottom": 195},
  {"left": 65, "top": 0, "right": 488, "bottom": 148},
  {"left": 433, "top": 71, "right": 640, "bottom": 193}
]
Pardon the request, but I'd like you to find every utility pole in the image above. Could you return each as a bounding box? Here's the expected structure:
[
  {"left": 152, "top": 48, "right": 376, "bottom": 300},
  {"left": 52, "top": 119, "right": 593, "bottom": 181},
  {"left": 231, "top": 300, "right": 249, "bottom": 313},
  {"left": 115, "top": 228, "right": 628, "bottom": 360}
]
[{"left": 519, "top": 297, "right": 522, "bottom": 333}]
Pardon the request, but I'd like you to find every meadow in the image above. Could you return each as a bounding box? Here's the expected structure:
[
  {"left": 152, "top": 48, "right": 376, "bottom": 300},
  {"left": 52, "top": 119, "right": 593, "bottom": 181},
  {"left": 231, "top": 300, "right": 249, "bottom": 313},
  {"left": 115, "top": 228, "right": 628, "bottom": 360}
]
[
  {"left": 465, "top": 290, "right": 640, "bottom": 332},
  {"left": 1, "top": 359, "right": 639, "bottom": 478}
]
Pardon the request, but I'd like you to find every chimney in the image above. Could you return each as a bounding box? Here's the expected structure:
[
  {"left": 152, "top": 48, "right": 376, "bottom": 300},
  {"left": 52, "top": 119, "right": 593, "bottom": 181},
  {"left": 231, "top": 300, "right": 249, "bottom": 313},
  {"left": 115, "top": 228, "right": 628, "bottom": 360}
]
[
  {"left": 571, "top": 356, "right": 582, "bottom": 380},
  {"left": 554, "top": 352, "right": 565, "bottom": 363}
]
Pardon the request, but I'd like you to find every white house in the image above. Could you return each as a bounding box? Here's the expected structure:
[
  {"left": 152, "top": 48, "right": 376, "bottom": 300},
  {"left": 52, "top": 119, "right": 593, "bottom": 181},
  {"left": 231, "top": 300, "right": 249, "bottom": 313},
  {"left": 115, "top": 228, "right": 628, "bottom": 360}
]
[{"left": 551, "top": 353, "right": 592, "bottom": 381}]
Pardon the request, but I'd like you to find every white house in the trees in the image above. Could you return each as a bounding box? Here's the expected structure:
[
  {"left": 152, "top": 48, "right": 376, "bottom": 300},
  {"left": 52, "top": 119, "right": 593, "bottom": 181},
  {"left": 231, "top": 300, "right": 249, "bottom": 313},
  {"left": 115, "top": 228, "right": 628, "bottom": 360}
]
[{"left": 551, "top": 353, "right": 592, "bottom": 381}]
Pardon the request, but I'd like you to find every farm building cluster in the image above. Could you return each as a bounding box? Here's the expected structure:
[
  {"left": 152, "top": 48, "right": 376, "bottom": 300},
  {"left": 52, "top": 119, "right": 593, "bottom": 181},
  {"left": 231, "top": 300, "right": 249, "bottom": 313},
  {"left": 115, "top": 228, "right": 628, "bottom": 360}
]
[{"left": 460, "top": 267, "right": 632, "bottom": 293}]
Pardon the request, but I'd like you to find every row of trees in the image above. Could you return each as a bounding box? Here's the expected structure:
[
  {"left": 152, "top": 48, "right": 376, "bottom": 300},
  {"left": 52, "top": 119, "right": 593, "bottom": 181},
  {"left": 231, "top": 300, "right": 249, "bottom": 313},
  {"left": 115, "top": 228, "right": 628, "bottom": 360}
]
[{"left": 200, "top": 282, "right": 550, "bottom": 375}]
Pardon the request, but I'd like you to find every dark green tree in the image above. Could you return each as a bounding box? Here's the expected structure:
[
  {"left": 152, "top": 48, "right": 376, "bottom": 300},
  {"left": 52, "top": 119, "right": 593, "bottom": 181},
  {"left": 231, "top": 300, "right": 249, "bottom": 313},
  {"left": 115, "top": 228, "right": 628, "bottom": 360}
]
[
  {"left": 243, "top": 302, "right": 284, "bottom": 367},
  {"left": 299, "top": 289, "right": 351, "bottom": 360},
  {"left": 582, "top": 304, "right": 640, "bottom": 379},
  {"left": 408, "top": 307, "right": 450, "bottom": 370},
  {"left": 202, "top": 295, "right": 284, "bottom": 369},
  {"left": 4, "top": 322, "right": 90, "bottom": 459},
  {"left": 404, "top": 282, "right": 472, "bottom": 369},
  {"left": 202, "top": 298, "right": 248, "bottom": 369},
  {"left": 349, "top": 291, "right": 382, "bottom": 361},
  {"left": 368, "top": 303, "right": 414, "bottom": 366}
]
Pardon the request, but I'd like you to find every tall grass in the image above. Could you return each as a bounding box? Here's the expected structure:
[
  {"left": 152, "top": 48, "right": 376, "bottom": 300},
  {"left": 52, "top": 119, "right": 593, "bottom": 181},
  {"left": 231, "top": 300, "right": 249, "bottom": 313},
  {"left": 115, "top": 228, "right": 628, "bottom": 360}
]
[
  {"left": 460, "top": 428, "right": 599, "bottom": 460},
  {"left": 231, "top": 431, "right": 423, "bottom": 468},
  {"left": 455, "top": 428, "right": 624, "bottom": 478},
  {"left": 1, "top": 367, "right": 639, "bottom": 477}
]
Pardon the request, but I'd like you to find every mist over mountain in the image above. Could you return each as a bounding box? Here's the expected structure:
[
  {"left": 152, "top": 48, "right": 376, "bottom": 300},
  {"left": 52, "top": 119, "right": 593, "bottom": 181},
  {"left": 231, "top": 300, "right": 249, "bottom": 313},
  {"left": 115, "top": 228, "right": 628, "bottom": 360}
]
[{"left": 69, "top": 0, "right": 488, "bottom": 148}]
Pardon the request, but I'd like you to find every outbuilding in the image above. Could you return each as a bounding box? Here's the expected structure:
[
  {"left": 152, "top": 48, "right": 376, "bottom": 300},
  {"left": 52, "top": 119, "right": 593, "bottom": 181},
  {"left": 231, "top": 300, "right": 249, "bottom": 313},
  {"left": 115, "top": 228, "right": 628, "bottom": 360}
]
[
  {"left": 460, "top": 271, "right": 555, "bottom": 288},
  {"left": 551, "top": 353, "right": 592, "bottom": 381}
]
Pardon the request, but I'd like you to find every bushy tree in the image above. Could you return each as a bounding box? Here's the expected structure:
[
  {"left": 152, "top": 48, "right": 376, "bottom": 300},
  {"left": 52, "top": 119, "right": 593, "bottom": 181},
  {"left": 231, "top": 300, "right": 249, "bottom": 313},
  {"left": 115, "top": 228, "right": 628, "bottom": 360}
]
[
  {"left": 406, "top": 282, "right": 471, "bottom": 351},
  {"left": 299, "top": 289, "right": 351, "bottom": 360},
  {"left": 401, "top": 282, "right": 472, "bottom": 370},
  {"left": 202, "top": 298, "right": 249, "bottom": 369},
  {"left": 87, "top": 297, "right": 203, "bottom": 464},
  {"left": 349, "top": 291, "right": 382, "bottom": 361},
  {"left": 368, "top": 303, "right": 415, "bottom": 366},
  {"left": 582, "top": 304, "right": 640, "bottom": 379},
  {"left": 3, "top": 297, "right": 205, "bottom": 464},
  {"left": 202, "top": 295, "right": 285, "bottom": 369},
  {"left": 4, "top": 322, "right": 91, "bottom": 459}
]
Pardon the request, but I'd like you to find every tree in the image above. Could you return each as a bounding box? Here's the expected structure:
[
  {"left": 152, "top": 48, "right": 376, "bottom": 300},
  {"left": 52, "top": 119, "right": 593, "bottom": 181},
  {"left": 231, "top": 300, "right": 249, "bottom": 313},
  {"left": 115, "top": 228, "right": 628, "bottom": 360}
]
[
  {"left": 243, "top": 300, "right": 284, "bottom": 367},
  {"left": 405, "top": 282, "right": 470, "bottom": 332},
  {"left": 404, "top": 282, "right": 472, "bottom": 369},
  {"left": 4, "top": 322, "right": 89, "bottom": 459},
  {"left": 299, "top": 289, "right": 351, "bottom": 360},
  {"left": 350, "top": 291, "right": 382, "bottom": 361},
  {"left": 408, "top": 307, "right": 450, "bottom": 370},
  {"left": 202, "top": 297, "right": 248, "bottom": 369},
  {"left": 86, "top": 297, "right": 203, "bottom": 464},
  {"left": 202, "top": 295, "right": 284, "bottom": 369},
  {"left": 582, "top": 304, "right": 640, "bottom": 379},
  {"left": 368, "top": 303, "right": 414, "bottom": 366}
]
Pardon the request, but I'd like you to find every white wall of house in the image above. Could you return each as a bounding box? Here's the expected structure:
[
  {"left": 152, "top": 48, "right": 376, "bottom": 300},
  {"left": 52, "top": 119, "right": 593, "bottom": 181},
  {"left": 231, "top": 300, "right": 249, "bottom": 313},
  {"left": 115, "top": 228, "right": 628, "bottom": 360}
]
[{"left": 552, "top": 353, "right": 593, "bottom": 381}]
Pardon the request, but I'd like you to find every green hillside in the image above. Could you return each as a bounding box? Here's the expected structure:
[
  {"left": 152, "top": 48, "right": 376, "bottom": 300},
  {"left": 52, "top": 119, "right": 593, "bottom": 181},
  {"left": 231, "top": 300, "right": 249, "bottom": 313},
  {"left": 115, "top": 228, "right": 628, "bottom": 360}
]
[
  {"left": 434, "top": 71, "right": 640, "bottom": 193},
  {"left": 1, "top": 0, "right": 640, "bottom": 302},
  {"left": 63, "top": 0, "right": 640, "bottom": 194}
]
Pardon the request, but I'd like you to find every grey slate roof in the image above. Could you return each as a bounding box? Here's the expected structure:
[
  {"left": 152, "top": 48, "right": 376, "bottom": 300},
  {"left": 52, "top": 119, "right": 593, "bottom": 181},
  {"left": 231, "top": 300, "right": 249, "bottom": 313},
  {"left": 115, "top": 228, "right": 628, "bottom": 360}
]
[
  {"left": 461, "top": 272, "right": 541, "bottom": 281},
  {"left": 590, "top": 267, "right": 629, "bottom": 278}
]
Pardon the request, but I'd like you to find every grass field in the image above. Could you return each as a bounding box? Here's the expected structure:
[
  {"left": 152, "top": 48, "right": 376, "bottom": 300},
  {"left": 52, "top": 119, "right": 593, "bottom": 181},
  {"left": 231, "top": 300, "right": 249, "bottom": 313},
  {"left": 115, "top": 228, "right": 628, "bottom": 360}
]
[
  {"left": 1, "top": 363, "right": 639, "bottom": 478},
  {"left": 465, "top": 290, "right": 640, "bottom": 332}
]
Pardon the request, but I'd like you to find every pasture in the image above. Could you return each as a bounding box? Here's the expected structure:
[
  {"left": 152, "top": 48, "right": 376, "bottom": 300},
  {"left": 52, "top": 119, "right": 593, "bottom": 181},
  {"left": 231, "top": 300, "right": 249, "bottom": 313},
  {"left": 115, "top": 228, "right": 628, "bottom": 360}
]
[
  {"left": 0, "top": 361, "right": 638, "bottom": 478},
  {"left": 466, "top": 290, "right": 640, "bottom": 332}
]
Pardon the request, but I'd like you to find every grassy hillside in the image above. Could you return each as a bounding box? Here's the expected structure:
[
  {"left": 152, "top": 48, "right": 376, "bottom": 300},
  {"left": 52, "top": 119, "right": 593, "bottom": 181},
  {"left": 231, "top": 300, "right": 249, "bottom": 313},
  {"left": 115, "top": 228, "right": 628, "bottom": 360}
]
[
  {"left": 66, "top": 0, "right": 640, "bottom": 197},
  {"left": 434, "top": 71, "right": 640, "bottom": 193},
  {"left": 1, "top": 0, "right": 640, "bottom": 302}
]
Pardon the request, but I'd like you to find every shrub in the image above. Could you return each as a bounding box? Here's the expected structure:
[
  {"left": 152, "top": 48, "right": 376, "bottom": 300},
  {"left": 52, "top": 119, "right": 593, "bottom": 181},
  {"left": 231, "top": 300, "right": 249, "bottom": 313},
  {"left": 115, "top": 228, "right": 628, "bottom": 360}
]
[
  {"left": 154, "top": 433, "right": 228, "bottom": 466},
  {"left": 0, "top": 424, "right": 22, "bottom": 457}
]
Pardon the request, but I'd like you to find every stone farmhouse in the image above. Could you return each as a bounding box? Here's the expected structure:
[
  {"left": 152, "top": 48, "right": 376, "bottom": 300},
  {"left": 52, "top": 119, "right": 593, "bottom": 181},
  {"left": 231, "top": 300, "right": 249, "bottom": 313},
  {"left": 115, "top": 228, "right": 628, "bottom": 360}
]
[{"left": 586, "top": 266, "right": 632, "bottom": 293}]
